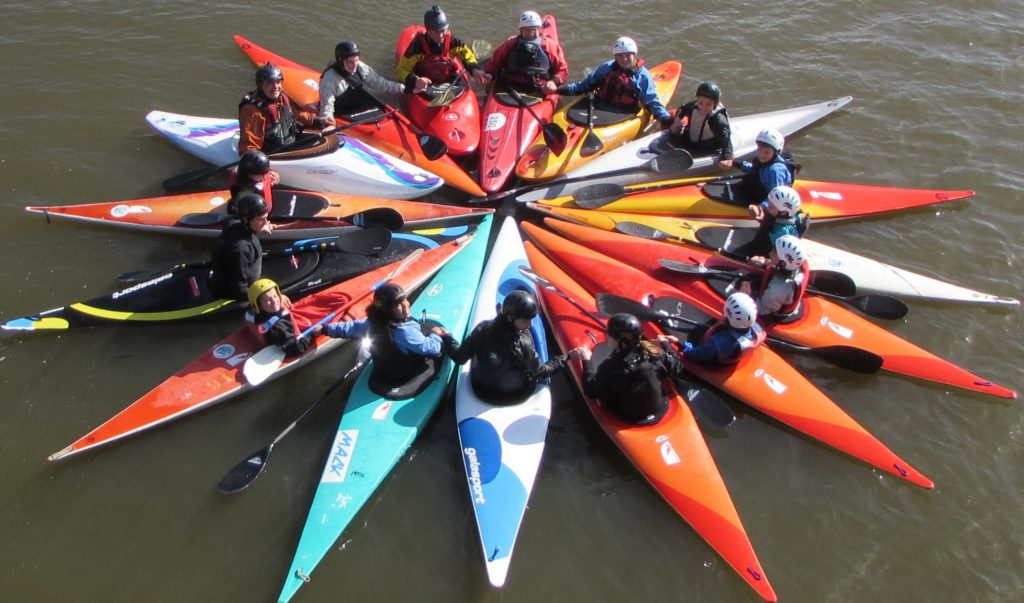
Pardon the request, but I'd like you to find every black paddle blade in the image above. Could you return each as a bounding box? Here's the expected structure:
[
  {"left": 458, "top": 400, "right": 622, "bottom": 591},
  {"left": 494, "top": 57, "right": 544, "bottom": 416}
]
[
  {"left": 217, "top": 445, "right": 271, "bottom": 494},
  {"left": 649, "top": 149, "right": 695, "bottom": 174},
  {"left": 809, "top": 345, "right": 884, "bottom": 374},
  {"left": 674, "top": 378, "right": 735, "bottom": 428},
  {"left": 614, "top": 221, "right": 671, "bottom": 240},
  {"left": 418, "top": 134, "right": 448, "bottom": 161},
  {"left": 543, "top": 123, "right": 569, "bottom": 156},
  {"left": 334, "top": 226, "right": 392, "bottom": 255},
  {"left": 658, "top": 258, "right": 716, "bottom": 276},
  {"left": 809, "top": 270, "right": 857, "bottom": 297},
  {"left": 848, "top": 294, "right": 909, "bottom": 320},
  {"left": 580, "top": 131, "right": 604, "bottom": 158},
  {"left": 573, "top": 183, "right": 628, "bottom": 208},
  {"left": 351, "top": 207, "right": 404, "bottom": 231}
]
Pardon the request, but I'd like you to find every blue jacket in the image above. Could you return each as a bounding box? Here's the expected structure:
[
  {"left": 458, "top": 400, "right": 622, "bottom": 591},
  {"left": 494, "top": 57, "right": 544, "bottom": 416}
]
[
  {"left": 324, "top": 318, "right": 444, "bottom": 357},
  {"left": 683, "top": 322, "right": 765, "bottom": 365},
  {"left": 562, "top": 60, "right": 672, "bottom": 122}
]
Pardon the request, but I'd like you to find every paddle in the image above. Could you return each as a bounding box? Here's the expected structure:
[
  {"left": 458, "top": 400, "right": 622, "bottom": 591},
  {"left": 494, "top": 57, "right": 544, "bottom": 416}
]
[
  {"left": 470, "top": 149, "right": 695, "bottom": 203},
  {"left": 579, "top": 93, "right": 604, "bottom": 158},
  {"left": 241, "top": 247, "right": 426, "bottom": 385},
  {"left": 217, "top": 350, "right": 369, "bottom": 493},
  {"left": 161, "top": 109, "right": 398, "bottom": 193},
  {"left": 504, "top": 84, "right": 568, "bottom": 156},
  {"left": 356, "top": 87, "right": 447, "bottom": 161},
  {"left": 656, "top": 258, "right": 905, "bottom": 319},
  {"left": 516, "top": 266, "right": 735, "bottom": 428},
  {"left": 573, "top": 176, "right": 725, "bottom": 209},
  {"left": 595, "top": 293, "right": 884, "bottom": 374},
  {"left": 177, "top": 206, "right": 404, "bottom": 231}
]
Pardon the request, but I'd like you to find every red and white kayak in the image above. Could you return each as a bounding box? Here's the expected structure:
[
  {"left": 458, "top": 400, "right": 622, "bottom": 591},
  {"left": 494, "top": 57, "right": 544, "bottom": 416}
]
[
  {"left": 523, "top": 241, "right": 778, "bottom": 602},
  {"left": 541, "top": 218, "right": 1017, "bottom": 400},
  {"left": 234, "top": 35, "right": 486, "bottom": 196},
  {"left": 46, "top": 231, "right": 477, "bottom": 461},
  {"left": 394, "top": 25, "right": 480, "bottom": 157},
  {"left": 521, "top": 221, "right": 934, "bottom": 489},
  {"left": 477, "top": 14, "right": 561, "bottom": 193},
  {"left": 26, "top": 188, "right": 491, "bottom": 239}
]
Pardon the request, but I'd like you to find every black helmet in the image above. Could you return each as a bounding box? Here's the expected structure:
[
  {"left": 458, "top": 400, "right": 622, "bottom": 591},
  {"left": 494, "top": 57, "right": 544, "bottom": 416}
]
[
  {"left": 696, "top": 81, "right": 721, "bottom": 103},
  {"left": 256, "top": 63, "right": 283, "bottom": 86},
  {"left": 501, "top": 290, "right": 538, "bottom": 321},
  {"left": 235, "top": 193, "right": 269, "bottom": 222},
  {"left": 335, "top": 40, "right": 360, "bottom": 60},
  {"left": 373, "top": 283, "right": 407, "bottom": 309},
  {"left": 606, "top": 313, "right": 642, "bottom": 345},
  {"left": 424, "top": 5, "right": 449, "bottom": 31},
  {"left": 238, "top": 150, "right": 271, "bottom": 177}
]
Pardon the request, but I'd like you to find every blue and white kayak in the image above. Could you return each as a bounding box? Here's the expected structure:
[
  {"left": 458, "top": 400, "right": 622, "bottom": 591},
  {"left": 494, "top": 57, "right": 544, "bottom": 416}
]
[
  {"left": 277, "top": 214, "right": 492, "bottom": 603},
  {"left": 145, "top": 110, "right": 444, "bottom": 200},
  {"left": 454, "top": 216, "right": 552, "bottom": 587}
]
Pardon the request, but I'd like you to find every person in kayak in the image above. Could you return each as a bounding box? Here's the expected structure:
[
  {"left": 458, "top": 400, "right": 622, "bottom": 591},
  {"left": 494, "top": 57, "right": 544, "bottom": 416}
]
[
  {"left": 483, "top": 10, "right": 569, "bottom": 95},
  {"left": 319, "top": 40, "right": 424, "bottom": 119},
  {"left": 228, "top": 150, "right": 276, "bottom": 215},
  {"left": 445, "top": 290, "right": 583, "bottom": 404},
  {"left": 678, "top": 292, "right": 766, "bottom": 365},
  {"left": 209, "top": 193, "right": 273, "bottom": 301},
  {"left": 739, "top": 235, "right": 811, "bottom": 322},
  {"left": 246, "top": 278, "right": 316, "bottom": 357},
  {"left": 321, "top": 283, "right": 449, "bottom": 395},
  {"left": 397, "top": 5, "right": 488, "bottom": 95},
  {"left": 576, "top": 313, "right": 683, "bottom": 425},
  {"left": 239, "top": 63, "right": 332, "bottom": 155},
  {"left": 555, "top": 36, "right": 674, "bottom": 126},
  {"left": 667, "top": 81, "right": 734, "bottom": 167},
  {"left": 735, "top": 128, "right": 797, "bottom": 212},
  {"left": 742, "top": 185, "right": 810, "bottom": 259}
]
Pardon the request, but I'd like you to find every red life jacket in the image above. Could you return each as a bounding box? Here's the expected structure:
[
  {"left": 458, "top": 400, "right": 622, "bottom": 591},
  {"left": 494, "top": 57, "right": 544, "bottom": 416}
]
[
  {"left": 414, "top": 32, "right": 460, "bottom": 83},
  {"left": 758, "top": 263, "right": 811, "bottom": 316},
  {"left": 598, "top": 59, "right": 644, "bottom": 111}
]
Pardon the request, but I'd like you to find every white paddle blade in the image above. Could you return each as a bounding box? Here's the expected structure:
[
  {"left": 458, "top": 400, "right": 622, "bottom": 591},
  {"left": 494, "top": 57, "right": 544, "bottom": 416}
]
[{"left": 243, "top": 345, "right": 286, "bottom": 386}]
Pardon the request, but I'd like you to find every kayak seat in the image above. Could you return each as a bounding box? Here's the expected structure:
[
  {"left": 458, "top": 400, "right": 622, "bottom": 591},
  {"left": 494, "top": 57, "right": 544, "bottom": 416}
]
[
  {"left": 701, "top": 176, "right": 753, "bottom": 206},
  {"left": 566, "top": 101, "right": 636, "bottom": 127},
  {"left": 368, "top": 356, "right": 441, "bottom": 400},
  {"left": 423, "top": 79, "right": 468, "bottom": 105},
  {"left": 495, "top": 90, "right": 543, "bottom": 107},
  {"left": 268, "top": 134, "right": 341, "bottom": 162}
]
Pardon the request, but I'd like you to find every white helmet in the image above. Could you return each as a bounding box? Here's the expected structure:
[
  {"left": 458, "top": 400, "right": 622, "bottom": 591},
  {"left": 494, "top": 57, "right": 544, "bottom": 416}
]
[
  {"left": 774, "top": 235, "right": 807, "bottom": 271},
  {"left": 612, "top": 36, "right": 638, "bottom": 55},
  {"left": 767, "top": 185, "right": 801, "bottom": 214},
  {"left": 724, "top": 292, "right": 758, "bottom": 329},
  {"left": 755, "top": 128, "right": 784, "bottom": 151},
  {"left": 519, "top": 10, "right": 542, "bottom": 28}
]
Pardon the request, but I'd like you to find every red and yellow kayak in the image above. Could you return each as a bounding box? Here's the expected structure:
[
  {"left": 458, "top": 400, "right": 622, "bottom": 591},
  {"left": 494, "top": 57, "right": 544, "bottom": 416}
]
[
  {"left": 394, "top": 25, "right": 480, "bottom": 157},
  {"left": 234, "top": 35, "right": 485, "bottom": 196},
  {"left": 26, "top": 188, "right": 491, "bottom": 239},
  {"left": 541, "top": 218, "right": 1016, "bottom": 399},
  {"left": 521, "top": 221, "right": 934, "bottom": 488},
  {"left": 524, "top": 242, "right": 777, "bottom": 602},
  {"left": 46, "top": 233, "right": 474, "bottom": 461},
  {"left": 514, "top": 61, "right": 682, "bottom": 182},
  {"left": 536, "top": 176, "right": 975, "bottom": 225}
]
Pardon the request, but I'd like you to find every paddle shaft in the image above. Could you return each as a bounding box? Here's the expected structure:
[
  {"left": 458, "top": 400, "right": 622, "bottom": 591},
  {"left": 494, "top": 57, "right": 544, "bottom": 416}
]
[{"left": 504, "top": 84, "right": 567, "bottom": 154}]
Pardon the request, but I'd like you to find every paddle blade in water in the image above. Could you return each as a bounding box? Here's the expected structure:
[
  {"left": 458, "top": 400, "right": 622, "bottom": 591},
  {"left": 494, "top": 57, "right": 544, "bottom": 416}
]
[{"left": 217, "top": 445, "right": 272, "bottom": 493}]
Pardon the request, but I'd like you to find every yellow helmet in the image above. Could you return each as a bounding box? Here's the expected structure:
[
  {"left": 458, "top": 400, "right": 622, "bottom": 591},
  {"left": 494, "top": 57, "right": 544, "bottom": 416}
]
[{"left": 247, "top": 278, "right": 281, "bottom": 311}]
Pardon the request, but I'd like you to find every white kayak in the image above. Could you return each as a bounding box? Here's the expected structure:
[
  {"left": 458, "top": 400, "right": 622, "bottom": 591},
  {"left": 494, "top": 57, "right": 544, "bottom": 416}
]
[
  {"left": 454, "top": 216, "right": 552, "bottom": 587},
  {"left": 516, "top": 96, "right": 853, "bottom": 203},
  {"left": 145, "top": 110, "right": 444, "bottom": 200}
]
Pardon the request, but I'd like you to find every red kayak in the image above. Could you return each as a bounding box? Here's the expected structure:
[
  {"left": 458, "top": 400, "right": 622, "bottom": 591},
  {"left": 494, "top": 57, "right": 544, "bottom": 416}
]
[
  {"left": 524, "top": 242, "right": 777, "bottom": 602},
  {"left": 234, "top": 35, "right": 486, "bottom": 197},
  {"left": 26, "top": 188, "right": 492, "bottom": 239},
  {"left": 394, "top": 25, "right": 480, "bottom": 156},
  {"left": 477, "top": 14, "right": 561, "bottom": 193},
  {"left": 47, "top": 232, "right": 475, "bottom": 461},
  {"left": 521, "top": 221, "right": 934, "bottom": 488},
  {"left": 541, "top": 218, "right": 1016, "bottom": 400}
]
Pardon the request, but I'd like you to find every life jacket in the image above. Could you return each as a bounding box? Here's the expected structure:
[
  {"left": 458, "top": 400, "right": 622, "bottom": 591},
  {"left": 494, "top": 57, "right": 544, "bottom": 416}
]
[
  {"left": 239, "top": 91, "right": 302, "bottom": 153},
  {"left": 414, "top": 32, "right": 460, "bottom": 83},
  {"left": 603, "top": 346, "right": 668, "bottom": 424},
  {"left": 759, "top": 263, "right": 811, "bottom": 318},
  {"left": 503, "top": 37, "right": 552, "bottom": 87},
  {"left": 701, "top": 321, "right": 766, "bottom": 364},
  {"left": 228, "top": 172, "right": 273, "bottom": 215},
  {"left": 468, "top": 320, "right": 537, "bottom": 403},
  {"left": 323, "top": 64, "right": 377, "bottom": 117},
  {"left": 368, "top": 319, "right": 433, "bottom": 387},
  {"left": 680, "top": 102, "right": 728, "bottom": 153},
  {"left": 597, "top": 60, "right": 644, "bottom": 112},
  {"left": 742, "top": 152, "right": 798, "bottom": 203}
]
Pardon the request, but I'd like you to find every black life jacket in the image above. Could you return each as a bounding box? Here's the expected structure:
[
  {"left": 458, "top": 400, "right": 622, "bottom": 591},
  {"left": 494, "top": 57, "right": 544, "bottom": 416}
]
[
  {"left": 414, "top": 32, "right": 460, "bottom": 83},
  {"left": 238, "top": 91, "right": 302, "bottom": 153},
  {"left": 468, "top": 319, "right": 536, "bottom": 404},
  {"left": 601, "top": 347, "right": 668, "bottom": 424},
  {"left": 598, "top": 60, "right": 644, "bottom": 112},
  {"left": 679, "top": 102, "right": 729, "bottom": 155},
  {"left": 325, "top": 65, "right": 378, "bottom": 117},
  {"left": 503, "top": 38, "right": 551, "bottom": 87},
  {"left": 741, "top": 152, "right": 798, "bottom": 204},
  {"left": 368, "top": 319, "right": 433, "bottom": 387}
]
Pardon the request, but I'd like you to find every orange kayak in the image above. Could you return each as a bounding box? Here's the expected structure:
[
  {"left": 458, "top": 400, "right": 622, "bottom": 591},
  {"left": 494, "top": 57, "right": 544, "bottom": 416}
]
[
  {"left": 234, "top": 35, "right": 485, "bottom": 197},
  {"left": 521, "top": 221, "right": 934, "bottom": 488},
  {"left": 524, "top": 242, "right": 777, "bottom": 602},
  {"left": 541, "top": 218, "right": 1016, "bottom": 400}
]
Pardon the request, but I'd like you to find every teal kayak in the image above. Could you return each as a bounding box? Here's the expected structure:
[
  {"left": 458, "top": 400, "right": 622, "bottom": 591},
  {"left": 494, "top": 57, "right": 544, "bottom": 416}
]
[{"left": 277, "top": 214, "right": 492, "bottom": 602}]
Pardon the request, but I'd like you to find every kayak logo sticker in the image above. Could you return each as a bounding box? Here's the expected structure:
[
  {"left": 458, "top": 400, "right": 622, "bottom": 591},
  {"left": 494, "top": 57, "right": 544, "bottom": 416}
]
[
  {"left": 425, "top": 283, "right": 445, "bottom": 297},
  {"left": 656, "top": 435, "right": 681, "bottom": 465},
  {"left": 110, "top": 204, "right": 152, "bottom": 218},
  {"left": 484, "top": 113, "right": 507, "bottom": 132},
  {"left": 111, "top": 272, "right": 173, "bottom": 299},
  {"left": 208, "top": 196, "right": 227, "bottom": 206},
  {"left": 371, "top": 401, "right": 393, "bottom": 420},
  {"left": 754, "top": 369, "right": 788, "bottom": 394},
  {"left": 464, "top": 447, "right": 486, "bottom": 504},
  {"left": 808, "top": 190, "right": 844, "bottom": 201},
  {"left": 303, "top": 78, "right": 318, "bottom": 91},
  {"left": 322, "top": 429, "right": 359, "bottom": 484},
  {"left": 820, "top": 317, "right": 854, "bottom": 339},
  {"left": 443, "top": 112, "right": 459, "bottom": 122},
  {"left": 212, "top": 344, "right": 236, "bottom": 359}
]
